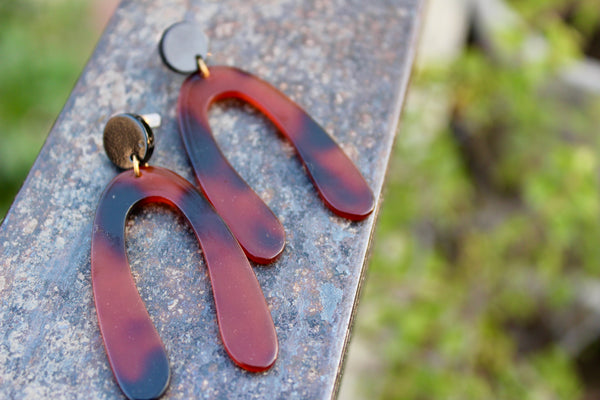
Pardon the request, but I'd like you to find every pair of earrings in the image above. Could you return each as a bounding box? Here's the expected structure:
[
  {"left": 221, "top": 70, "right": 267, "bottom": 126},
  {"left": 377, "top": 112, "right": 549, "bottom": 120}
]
[{"left": 91, "top": 21, "right": 374, "bottom": 400}]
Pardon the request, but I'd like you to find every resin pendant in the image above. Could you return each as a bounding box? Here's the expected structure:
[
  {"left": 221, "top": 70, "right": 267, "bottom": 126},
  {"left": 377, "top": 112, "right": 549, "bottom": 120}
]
[{"left": 177, "top": 66, "right": 375, "bottom": 258}]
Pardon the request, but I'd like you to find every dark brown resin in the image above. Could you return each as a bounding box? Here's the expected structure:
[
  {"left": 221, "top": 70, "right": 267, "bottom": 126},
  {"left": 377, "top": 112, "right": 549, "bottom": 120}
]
[
  {"left": 91, "top": 166, "right": 278, "bottom": 399},
  {"left": 177, "top": 66, "right": 375, "bottom": 262}
]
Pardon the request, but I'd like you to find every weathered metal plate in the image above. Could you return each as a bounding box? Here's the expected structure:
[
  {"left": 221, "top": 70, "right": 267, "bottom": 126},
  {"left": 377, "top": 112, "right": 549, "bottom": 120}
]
[{"left": 0, "top": 0, "right": 423, "bottom": 398}]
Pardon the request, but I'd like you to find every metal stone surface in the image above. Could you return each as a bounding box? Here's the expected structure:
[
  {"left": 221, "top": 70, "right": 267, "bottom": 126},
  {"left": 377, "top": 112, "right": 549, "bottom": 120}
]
[{"left": 0, "top": 0, "right": 423, "bottom": 398}]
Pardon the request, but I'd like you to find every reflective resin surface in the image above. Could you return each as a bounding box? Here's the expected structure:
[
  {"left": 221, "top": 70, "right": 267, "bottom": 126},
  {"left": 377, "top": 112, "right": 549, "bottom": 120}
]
[
  {"left": 177, "top": 66, "right": 375, "bottom": 262},
  {"left": 91, "top": 166, "right": 278, "bottom": 399}
]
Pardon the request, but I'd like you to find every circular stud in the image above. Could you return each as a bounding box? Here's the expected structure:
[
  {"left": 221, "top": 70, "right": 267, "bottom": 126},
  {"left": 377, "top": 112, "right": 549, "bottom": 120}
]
[
  {"left": 103, "top": 113, "right": 155, "bottom": 170},
  {"left": 159, "top": 21, "right": 209, "bottom": 74}
]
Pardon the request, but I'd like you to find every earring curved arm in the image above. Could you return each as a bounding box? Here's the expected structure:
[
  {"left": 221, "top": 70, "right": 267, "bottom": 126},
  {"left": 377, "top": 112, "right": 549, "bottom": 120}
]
[
  {"left": 177, "top": 66, "right": 375, "bottom": 262},
  {"left": 92, "top": 166, "right": 277, "bottom": 400}
]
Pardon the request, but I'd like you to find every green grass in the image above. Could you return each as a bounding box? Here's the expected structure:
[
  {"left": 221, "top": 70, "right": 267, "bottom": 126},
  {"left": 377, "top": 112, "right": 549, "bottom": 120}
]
[{"left": 0, "top": 1, "right": 97, "bottom": 220}]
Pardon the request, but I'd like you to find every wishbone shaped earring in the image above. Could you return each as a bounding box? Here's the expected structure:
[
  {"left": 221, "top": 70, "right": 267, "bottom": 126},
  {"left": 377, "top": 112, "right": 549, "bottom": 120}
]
[
  {"left": 92, "top": 114, "right": 278, "bottom": 400},
  {"left": 159, "top": 21, "right": 376, "bottom": 264}
]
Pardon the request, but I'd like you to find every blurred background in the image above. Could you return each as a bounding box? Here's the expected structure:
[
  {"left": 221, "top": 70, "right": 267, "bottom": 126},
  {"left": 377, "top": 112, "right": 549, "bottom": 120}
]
[
  {"left": 0, "top": 0, "right": 119, "bottom": 217},
  {"left": 1, "top": 0, "right": 600, "bottom": 399}
]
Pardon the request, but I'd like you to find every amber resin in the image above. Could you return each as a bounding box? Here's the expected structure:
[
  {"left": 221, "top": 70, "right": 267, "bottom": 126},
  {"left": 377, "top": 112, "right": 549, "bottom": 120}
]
[
  {"left": 91, "top": 166, "right": 278, "bottom": 400},
  {"left": 177, "top": 66, "right": 375, "bottom": 262}
]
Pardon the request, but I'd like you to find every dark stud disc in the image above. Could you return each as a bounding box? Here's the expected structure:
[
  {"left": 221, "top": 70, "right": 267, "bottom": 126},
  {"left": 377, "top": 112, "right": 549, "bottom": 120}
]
[
  {"left": 159, "top": 21, "right": 208, "bottom": 74},
  {"left": 103, "top": 114, "right": 154, "bottom": 169}
]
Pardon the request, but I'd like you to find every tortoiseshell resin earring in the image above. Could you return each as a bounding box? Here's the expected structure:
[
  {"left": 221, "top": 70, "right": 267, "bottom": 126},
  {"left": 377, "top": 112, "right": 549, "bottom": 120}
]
[
  {"left": 159, "top": 21, "right": 375, "bottom": 264},
  {"left": 92, "top": 114, "right": 278, "bottom": 400}
]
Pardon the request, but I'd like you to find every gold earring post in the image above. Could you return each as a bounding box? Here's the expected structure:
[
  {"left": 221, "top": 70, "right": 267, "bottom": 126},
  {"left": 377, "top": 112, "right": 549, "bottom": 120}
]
[
  {"left": 132, "top": 154, "right": 141, "bottom": 177},
  {"left": 196, "top": 55, "right": 210, "bottom": 78}
]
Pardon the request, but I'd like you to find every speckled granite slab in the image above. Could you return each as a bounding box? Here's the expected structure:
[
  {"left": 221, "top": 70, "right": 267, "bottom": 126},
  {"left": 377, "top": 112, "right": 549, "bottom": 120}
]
[{"left": 0, "top": 0, "right": 422, "bottom": 398}]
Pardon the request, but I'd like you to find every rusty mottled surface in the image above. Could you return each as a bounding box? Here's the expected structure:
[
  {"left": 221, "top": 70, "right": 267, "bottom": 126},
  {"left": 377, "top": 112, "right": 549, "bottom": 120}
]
[{"left": 0, "top": 0, "right": 422, "bottom": 398}]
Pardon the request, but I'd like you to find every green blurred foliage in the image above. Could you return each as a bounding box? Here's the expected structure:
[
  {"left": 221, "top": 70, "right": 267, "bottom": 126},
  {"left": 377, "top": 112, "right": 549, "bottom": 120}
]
[
  {"left": 0, "top": 0, "right": 97, "bottom": 220},
  {"left": 508, "top": 0, "right": 600, "bottom": 38},
  {"left": 350, "top": 0, "right": 600, "bottom": 398}
]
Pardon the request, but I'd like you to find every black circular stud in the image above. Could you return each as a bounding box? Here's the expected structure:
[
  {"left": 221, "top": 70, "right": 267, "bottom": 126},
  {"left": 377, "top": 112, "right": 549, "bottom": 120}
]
[
  {"left": 103, "top": 114, "right": 155, "bottom": 169},
  {"left": 159, "top": 21, "right": 209, "bottom": 74}
]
